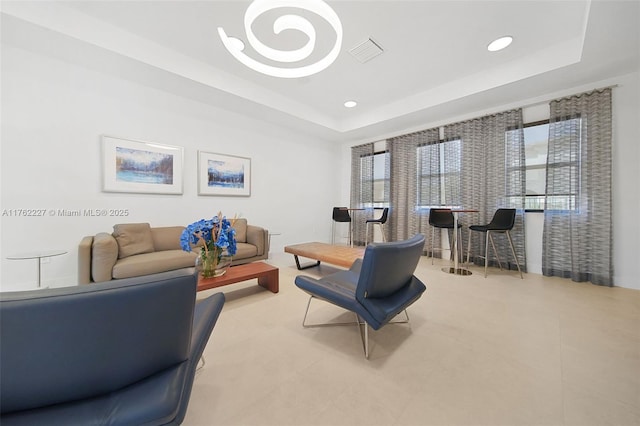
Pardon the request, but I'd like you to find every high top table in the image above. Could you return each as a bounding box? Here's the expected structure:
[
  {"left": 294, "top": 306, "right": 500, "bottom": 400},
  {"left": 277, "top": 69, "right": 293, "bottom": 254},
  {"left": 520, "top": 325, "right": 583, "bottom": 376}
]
[{"left": 442, "top": 209, "right": 478, "bottom": 276}]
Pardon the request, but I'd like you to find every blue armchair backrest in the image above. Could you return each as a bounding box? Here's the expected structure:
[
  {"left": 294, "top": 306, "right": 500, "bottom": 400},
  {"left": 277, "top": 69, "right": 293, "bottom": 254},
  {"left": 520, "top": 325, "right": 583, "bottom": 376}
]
[
  {"left": 355, "top": 234, "right": 425, "bottom": 300},
  {"left": 0, "top": 274, "right": 197, "bottom": 414}
]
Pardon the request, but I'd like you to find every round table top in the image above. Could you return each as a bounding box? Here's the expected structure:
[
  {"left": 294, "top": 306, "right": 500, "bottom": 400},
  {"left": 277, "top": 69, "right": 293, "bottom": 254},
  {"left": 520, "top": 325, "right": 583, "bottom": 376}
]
[{"left": 6, "top": 250, "right": 67, "bottom": 260}]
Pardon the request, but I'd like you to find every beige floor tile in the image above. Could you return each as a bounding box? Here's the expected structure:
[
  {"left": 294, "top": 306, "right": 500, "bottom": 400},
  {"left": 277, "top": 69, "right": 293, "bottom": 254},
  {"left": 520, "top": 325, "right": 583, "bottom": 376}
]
[
  {"left": 563, "top": 382, "right": 640, "bottom": 426},
  {"left": 182, "top": 252, "right": 640, "bottom": 426}
]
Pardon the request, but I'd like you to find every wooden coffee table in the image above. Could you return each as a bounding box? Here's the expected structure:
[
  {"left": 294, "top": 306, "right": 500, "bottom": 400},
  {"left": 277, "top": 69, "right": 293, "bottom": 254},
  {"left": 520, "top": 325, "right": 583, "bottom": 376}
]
[
  {"left": 284, "top": 242, "right": 365, "bottom": 270},
  {"left": 197, "top": 262, "right": 279, "bottom": 293}
]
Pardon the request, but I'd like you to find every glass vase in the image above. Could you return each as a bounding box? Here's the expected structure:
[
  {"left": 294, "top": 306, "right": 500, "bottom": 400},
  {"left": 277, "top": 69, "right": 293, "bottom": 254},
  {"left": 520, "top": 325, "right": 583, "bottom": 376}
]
[{"left": 196, "top": 248, "right": 232, "bottom": 278}]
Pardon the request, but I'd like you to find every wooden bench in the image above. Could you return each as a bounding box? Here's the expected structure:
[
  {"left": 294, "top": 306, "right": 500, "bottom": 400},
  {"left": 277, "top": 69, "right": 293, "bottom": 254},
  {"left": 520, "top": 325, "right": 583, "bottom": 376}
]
[{"left": 197, "top": 262, "right": 278, "bottom": 293}]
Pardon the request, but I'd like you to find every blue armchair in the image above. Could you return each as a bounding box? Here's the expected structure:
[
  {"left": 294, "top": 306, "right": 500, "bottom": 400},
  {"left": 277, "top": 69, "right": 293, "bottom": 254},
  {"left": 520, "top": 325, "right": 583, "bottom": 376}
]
[
  {"left": 294, "top": 234, "right": 426, "bottom": 358},
  {"left": 0, "top": 270, "right": 225, "bottom": 425}
]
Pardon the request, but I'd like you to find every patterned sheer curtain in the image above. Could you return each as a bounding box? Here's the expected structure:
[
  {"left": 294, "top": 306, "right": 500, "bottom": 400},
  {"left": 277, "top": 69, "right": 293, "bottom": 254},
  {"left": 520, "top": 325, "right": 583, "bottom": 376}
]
[
  {"left": 350, "top": 142, "right": 374, "bottom": 246},
  {"left": 416, "top": 134, "right": 462, "bottom": 256},
  {"left": 542, "top": 88, "right": 613, "bottom": 286},
  {"left": 388, "top": 128, "right": 440, "bottom": 246},
  {"left": 443, "top": 109, "right": 527, "bottom": 271}
]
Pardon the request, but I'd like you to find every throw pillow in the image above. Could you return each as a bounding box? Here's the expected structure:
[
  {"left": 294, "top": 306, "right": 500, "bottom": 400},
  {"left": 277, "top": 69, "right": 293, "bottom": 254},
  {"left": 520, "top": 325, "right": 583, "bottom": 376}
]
[
  {"left": 233, "top": 218, "right": 247, "bottom": 243},
  {"left": 113, "top": 223, "right": 155, "bottom": 259}
]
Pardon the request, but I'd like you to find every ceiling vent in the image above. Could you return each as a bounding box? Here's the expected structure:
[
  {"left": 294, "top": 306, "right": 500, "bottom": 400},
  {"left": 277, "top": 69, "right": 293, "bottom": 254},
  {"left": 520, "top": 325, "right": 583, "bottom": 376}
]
[{"left": 349, "top": 38, "right": 384, "bottom": 63}]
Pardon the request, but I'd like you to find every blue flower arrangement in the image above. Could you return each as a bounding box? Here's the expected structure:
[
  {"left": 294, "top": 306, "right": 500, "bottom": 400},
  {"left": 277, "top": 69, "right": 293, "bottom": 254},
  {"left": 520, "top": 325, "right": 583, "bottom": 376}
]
[{"left": 181, "top": 212, "right": 237, "bottom": 277}]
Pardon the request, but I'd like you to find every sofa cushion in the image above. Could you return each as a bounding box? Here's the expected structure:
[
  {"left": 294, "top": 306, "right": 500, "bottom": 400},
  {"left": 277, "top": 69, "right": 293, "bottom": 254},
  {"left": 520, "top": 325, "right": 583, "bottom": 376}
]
[
  {"left": 151, "top": 226, "right": 184, "bottom": 252},
  {"left": 112, "top": 250, "right": 197, "bottom": 280},
  {"left": 233, "top": 242, "right": 257, "bottom": 260},
  {"left": 91, "top": 233, "right": 119, "bottom": 283},
  {"left": 233, "top": 218, "right": 247, "bottom": 243},
  {"left": 113, "top": 223, "right": 155, "bottom": 259}
]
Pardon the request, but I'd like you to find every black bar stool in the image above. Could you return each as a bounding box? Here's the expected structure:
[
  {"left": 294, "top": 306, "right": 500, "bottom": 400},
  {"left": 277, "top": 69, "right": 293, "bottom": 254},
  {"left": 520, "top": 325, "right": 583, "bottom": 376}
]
[
  {"left": 466, "top": 208, "right": 523, "bottom": 278},
  {"left": 365, "top": 208, "right": 389, "bottom": 245},
  {"left": 428, "top": 209, "right": 463, "bottom": 265},
  {"left": 332, "top": 207, "right": 352, "bottom": 245}
]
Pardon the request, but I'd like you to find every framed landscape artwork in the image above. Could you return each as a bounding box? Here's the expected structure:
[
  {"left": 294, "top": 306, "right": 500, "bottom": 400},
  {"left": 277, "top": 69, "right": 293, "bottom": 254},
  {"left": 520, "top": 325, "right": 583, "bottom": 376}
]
[
  {"left": 102, "top": 136, "right": 184, "bottom": 194},
  {"left": 198, "top": 151, "right": 251, "bottom": 196}
]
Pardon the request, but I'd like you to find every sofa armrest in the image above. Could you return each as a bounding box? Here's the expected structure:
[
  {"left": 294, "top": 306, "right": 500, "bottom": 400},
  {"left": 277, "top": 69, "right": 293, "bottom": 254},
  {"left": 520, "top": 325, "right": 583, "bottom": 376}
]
[
  {"left": 91, "top": 233, "right": 119, "bottom": 283},
  {"left": 246, "top": 225, "right": 269, "bottom": 256},
  {"left": 78, "top": 236, "right": 93, "bottom": 285}
]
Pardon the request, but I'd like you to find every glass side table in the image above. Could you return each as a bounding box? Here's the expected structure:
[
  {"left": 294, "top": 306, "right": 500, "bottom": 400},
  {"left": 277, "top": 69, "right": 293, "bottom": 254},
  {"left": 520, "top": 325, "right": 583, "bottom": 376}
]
[{"left": 6, "top": 250, "right": 67, "bottom": 288}]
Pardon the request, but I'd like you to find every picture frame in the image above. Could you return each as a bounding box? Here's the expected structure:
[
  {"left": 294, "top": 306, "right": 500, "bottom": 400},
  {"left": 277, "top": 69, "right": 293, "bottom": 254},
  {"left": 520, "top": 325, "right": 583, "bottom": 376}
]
[
  {"left": 198, "top": 151, "right": 251, "bottom": 196},
  {"left": 102, "top": 135, "right": 184, "bottom": 194}
]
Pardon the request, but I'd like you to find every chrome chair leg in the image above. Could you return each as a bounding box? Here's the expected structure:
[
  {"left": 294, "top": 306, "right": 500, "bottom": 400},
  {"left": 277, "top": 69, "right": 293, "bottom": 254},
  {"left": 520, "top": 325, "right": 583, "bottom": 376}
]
[
  {"left": 331, "top": 221, "right": 336, "bottom": 245},
  {"left": 466, "top": 229, "right": 472, "bottom": 265},
  {"left": 302, "top": 296, "right": 314, "bottom": 327},
  {"left": 484, "top": 231, "right": 503, "bottom": 276},
  {"left": 366, "top": 223, "right": 385, "bottom": 245},
  {"left": 302, "top": 296, "right": 362, "bottom": 328},
  {"left": 305, "top": 305, "right": 370, "bottom": 358},
  {"left": 472, "top": 231, "right": 499, "bottom": 277},
  {"left": 450, "top": 229, "right": 456, "bottom": 263},
  {"left": 456, "top": 228, "right": 464, "bottom": 266},
  {"left": 431, "top": 227, "right": 461, "bottom": 264},
  {"left": 302, "top": 296, "right": 411, "bottom": 358},
  {"left": 196, "top": 355, "right": 206, "bottom": 372},
  {"left": 488, "top": 232, "right": 504, "bottom": 271},
  {"left": 430, "top": 227, "right": 436, "bottom": 264},
  {"left": 364, "top": 322, "right": 368, "bottom": 358},
  {"left": 468, "top": 209, "right": 523, "bottom": 279},
  {"left": 485, "top": 231, "right": 523, "bottom": 279},
  {"left": 332, "top": 221, "right": 352, "bottom": 246},
  {"left": 357, "top": 310, "right": 408, "bottom": 359},
  {"left": 355, "top": 314, "right": 369, "bottom": 358},
  {"left": 506, "top": 230, "right": 524, "bottom": 279},
  {"left": 395, "top": 309, "right": 410, "bottom": 323},
  {"left": 484, "top": 231, "right": 490, "bottom": 277},
  {"left": 365, "top": 223, "right": 370, "bottom": 245}
]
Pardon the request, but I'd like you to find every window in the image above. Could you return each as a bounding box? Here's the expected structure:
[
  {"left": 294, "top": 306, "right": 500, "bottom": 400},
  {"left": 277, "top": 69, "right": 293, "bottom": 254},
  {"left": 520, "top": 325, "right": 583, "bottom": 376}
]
[
  {"left": 514, "top": 118, "right": 581, "bottom": 211},
  {"left": 372, "top": 151, "right": 389, "bottom": 206},
  {"left": 523, "top": 121, "right": 549, "bottom": 210},
  {"left": 358, "top": 150, "right": 389, "bottom": 208},
  {"left": 416, "top": 139, "right": 461, "bottom": 208}
]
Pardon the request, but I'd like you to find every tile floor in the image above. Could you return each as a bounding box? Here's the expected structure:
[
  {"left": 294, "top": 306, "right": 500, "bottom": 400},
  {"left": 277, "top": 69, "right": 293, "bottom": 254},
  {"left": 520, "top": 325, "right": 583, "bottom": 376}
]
[{"left": 185, "top": 252, "right": 640, "bottom": 426}]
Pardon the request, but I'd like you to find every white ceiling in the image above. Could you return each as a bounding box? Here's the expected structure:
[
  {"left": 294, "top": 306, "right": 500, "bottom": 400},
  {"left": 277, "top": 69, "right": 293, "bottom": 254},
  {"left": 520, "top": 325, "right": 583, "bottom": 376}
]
[{"left": 2, "top": 0, "right": 639, "bottom": 143}]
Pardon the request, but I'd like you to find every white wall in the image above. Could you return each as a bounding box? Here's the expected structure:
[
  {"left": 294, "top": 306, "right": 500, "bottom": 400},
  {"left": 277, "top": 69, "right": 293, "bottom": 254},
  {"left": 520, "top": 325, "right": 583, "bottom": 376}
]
[
  {"left": 340, "top": 72, "right": 640, "bottom": 290},
  {"left": 2, "top": 17, "right": 637, "bottom": 291},
  {"left": 0, "top": 28, "right": 340, "bottom": 290}
]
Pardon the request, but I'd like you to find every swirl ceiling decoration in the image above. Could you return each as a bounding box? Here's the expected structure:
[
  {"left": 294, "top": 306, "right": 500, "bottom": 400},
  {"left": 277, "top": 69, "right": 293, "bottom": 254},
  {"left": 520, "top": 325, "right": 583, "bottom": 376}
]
[{"left": 218, "top": 0, "right": 343, "bottom": 79}]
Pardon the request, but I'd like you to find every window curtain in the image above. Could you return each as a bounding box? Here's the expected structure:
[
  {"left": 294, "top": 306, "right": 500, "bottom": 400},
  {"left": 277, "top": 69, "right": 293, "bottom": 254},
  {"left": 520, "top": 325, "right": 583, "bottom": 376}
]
[
  {"left": 388, "top": 128, "right": 440, "bottom": 248},
  {"left": 350, "top": 142, "right": 375, "bottom": 246},
  {"left": 443, "top": 109, "right": 527, "bottom": 271},
  {"left": 542, "top": 88, "right": 613, "bottom": 286}
]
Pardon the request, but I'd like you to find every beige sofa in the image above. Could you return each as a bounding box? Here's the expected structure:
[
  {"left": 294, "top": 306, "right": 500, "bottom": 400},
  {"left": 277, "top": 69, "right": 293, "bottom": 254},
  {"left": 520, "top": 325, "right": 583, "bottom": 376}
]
[{"left": 78, "top": 219, "right": 269, "bottom": 284}]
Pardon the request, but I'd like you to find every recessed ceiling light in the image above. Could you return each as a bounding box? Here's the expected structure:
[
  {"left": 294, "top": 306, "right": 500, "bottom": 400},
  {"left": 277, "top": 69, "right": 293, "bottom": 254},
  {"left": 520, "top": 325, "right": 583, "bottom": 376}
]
[
  {"left": 344, "top": 100, "right": 357, "bottom": 108},
  {"left": 487, "top": 36, "right": 513, "bottom": 52}
]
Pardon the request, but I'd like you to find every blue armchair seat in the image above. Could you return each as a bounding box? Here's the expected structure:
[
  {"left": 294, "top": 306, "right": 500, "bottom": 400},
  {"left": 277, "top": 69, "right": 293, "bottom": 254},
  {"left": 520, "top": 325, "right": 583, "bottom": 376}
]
[
  {"left": 0, "top": 271, "right": 225, "bottom": 425},
  {"left": 295, "top": 234, "right": 426, "bottom": 358}
]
